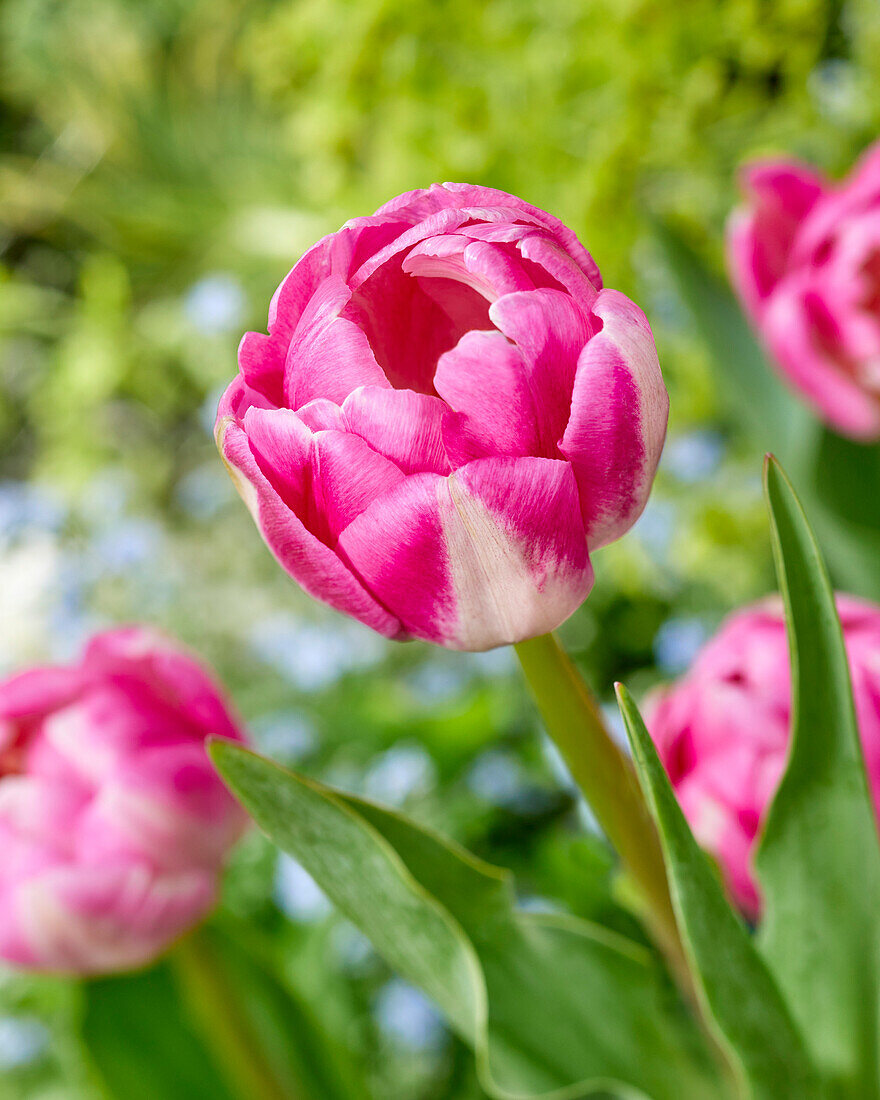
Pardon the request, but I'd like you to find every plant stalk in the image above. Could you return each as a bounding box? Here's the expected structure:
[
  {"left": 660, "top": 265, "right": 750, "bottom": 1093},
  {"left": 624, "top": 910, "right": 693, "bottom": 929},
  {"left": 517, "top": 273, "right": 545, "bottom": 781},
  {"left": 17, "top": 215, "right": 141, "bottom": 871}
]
[
  {"left": 171, "top": 926, "right": 292, "bottom": 1100},
  {"left": 515, "top": 632, "right": 690, "bottom": 990}
]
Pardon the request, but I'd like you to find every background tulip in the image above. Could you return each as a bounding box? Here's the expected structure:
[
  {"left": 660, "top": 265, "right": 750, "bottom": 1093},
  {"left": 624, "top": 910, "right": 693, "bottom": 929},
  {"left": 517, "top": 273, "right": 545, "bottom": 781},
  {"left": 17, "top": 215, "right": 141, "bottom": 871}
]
[
  {"left": 0, "top": 627, "right": 247, "bottom": 974},
  {"left": 646, "top": 595, "right": 880, "bottom": 916},
  {"left": 217, "top": 183, "right": 668, "bottom": 651},
  {"left": 728, "top": 143, "right": 880, "bottom": 439}
]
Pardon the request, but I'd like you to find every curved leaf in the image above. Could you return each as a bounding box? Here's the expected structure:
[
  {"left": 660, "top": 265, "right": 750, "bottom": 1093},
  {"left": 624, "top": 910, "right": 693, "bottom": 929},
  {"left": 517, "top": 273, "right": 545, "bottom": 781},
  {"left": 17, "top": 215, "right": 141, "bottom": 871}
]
[
  {"left": 616, "top": 684, "right": 821, "bottom": 1100},
  {"left": 210, "top": 740, "right": 722, "bottom": 1100},
  {"left": 757, "top": 457, "right": 880, "bottom": 1096}
]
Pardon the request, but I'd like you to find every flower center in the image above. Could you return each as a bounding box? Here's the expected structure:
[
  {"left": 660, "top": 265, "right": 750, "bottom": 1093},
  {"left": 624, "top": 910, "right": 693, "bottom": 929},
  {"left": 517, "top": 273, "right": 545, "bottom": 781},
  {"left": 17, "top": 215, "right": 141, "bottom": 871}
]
[{"left": 344, "top": 261, "right": 492, "bottom": 395}]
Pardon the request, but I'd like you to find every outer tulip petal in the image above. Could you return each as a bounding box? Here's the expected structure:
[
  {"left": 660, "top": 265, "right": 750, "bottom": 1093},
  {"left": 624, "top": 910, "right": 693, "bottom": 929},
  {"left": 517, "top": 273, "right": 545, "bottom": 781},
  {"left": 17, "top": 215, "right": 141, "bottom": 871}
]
[
  {"left": 283, "top": 276, "right": 390, "bottom": 408},
  {"left": 217, "top": 415, "right": 404, "bottom": 638},
  {"left": 727, "top": 161, "right": 826, "bottom": 319},
  {"left": 337, "top": 457, "right": 591, "bottom": 650},
  {"left": 434, "top": 330, "right": 541, "bottom": 464},
  {"left": 560, "top": 289, "right": 668, "bottom": 550},
  {"left": 15, "top": 864, "right": 216, "bottom": 973},
  {"left": 490, "top": 289, "right": 593, "bottom": 455},
  {"left": 342, "top": 386, "right": 450, "bottom": 475},
  {"left": 762, "top": 279, "right": 880, "bottom": 439}
]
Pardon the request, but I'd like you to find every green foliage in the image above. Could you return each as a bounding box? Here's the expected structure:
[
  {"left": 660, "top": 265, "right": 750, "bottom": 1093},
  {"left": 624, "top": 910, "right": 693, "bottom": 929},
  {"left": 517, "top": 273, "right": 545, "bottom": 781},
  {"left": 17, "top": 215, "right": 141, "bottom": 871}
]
[
  {"left": 757, "top": 460, "right": 880, "bottom": 1096},
  {"left": 210, "top": 740, "right": 722, "bottom": 1100},
  {"left": 617, "top": 684, "right": 819, "bottom": 1100}
]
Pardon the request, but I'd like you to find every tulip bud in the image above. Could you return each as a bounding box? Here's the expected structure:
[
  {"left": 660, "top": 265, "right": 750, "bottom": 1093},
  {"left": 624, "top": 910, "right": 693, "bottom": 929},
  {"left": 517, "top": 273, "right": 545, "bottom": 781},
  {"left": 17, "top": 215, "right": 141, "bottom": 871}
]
[
  {"left": 646, "top": 596, "right": 880, "bottom": 916},
  {"left": 728, "top": 143, "right": 880, "bottom": 439},
  {"left": 0, "top": 628, "right": 247, "bottom": 974},
  {"left": 217, "top": 183, "right": 668, "bottom": 650}
]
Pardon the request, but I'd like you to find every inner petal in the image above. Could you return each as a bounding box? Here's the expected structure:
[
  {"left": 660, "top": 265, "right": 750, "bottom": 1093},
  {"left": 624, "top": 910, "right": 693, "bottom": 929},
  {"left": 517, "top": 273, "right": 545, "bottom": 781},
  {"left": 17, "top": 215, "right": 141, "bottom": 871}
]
[{"left": 342, "top": 255, "right": 491, "bottom": 394}]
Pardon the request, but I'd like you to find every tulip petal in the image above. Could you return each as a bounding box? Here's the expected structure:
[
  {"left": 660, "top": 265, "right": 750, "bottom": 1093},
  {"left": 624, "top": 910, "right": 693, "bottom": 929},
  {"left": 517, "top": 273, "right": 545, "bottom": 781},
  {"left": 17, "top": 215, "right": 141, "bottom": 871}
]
[
  {"left": 284, "top": 276, "right": 390, "bottom": 408},
  {"left": 490, "top": 288, "right": 593, "bottom": 455},
  {"left": 762, "top": 279, "right": 880, "bottom": 439},
  {"left": 434, "top": 330, "right": 541, "bottom": 464},
  {"left": 342, "top": 386, "right": 450, "bottom": 475},
  {"left": 217, "top": 415, "right": 403, "bottom": 638},
  {"left": 337, "top": 457, "right": 591, "bottom": 650},
  {"left": 561, "top": 289, "right": 668, "bottom": 550}
]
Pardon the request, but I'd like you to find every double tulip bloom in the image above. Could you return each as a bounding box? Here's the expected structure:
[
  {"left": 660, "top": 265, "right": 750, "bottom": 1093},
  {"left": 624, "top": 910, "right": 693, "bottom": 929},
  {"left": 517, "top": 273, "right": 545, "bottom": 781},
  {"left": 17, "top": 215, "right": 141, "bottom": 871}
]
[
  {"left": 217, "top": 183, "right": 668, "bottom": 650},
  {"left": 0, "top": 629, "right": 247, "bottom": 973},
  {"left": 647, "top": 596, "right": 880, "bottom": 916},
  {"left": 729, "top": 142, "right": 880, "bottom": 440}
]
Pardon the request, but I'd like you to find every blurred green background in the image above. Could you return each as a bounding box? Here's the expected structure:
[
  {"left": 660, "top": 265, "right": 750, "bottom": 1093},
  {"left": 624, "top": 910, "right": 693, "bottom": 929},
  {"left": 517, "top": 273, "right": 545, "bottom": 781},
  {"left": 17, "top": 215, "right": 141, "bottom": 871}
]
[{"left": 1, "top": 0, "right": 878, "bottom": 1096}]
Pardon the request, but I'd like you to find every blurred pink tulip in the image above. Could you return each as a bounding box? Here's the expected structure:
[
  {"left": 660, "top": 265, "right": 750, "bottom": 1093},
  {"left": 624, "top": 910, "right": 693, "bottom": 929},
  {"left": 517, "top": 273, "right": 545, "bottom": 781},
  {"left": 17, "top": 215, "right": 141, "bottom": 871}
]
[
  {"left": 728, "top": 143, "right": 880, "bottom": 439},
  {"left": 217, "top": 183, "right": 668, "bottom": 651},
  {"left": 0, "top": 628, "right": 247, "bottom": 974},
  {"left": 646, "top": 596, "right": 880, "bottom": 916}
]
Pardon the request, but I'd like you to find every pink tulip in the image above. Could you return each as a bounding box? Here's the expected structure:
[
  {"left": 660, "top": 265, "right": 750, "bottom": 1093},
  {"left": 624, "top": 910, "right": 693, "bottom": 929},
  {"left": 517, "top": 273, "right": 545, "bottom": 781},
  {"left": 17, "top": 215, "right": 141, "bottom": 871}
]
[
  {"left": 728, "top": 143, "right": 880, "bottom": 439},
  {"left": 0, "top": 628, "right": 247, "bottom": 974},
  {"left": 646, "top": 596, "right": 880, "bottom": 916},
  {"left": 217, "top": 183, "right": 668, "bottom": 650}
]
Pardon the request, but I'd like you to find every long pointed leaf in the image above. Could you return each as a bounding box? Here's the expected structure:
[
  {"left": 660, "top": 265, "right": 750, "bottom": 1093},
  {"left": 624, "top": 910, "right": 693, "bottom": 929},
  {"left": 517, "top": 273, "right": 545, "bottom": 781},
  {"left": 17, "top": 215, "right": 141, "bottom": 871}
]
[
  {"left": 616, "top": 684, "right": 820, "bottom": 1100},
  {"left": 210, "top": 741, "right": 722, "bottom": 1100},
  {"left": 757, "top": 457, "right": 880, "bottom": 1095}
]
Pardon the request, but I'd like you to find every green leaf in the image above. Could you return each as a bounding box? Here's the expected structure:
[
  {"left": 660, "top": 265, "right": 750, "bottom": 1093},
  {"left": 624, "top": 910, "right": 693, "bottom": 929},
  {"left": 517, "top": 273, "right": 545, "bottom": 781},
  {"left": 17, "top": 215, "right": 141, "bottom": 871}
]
[
  {"left": 210, "top": 740, "right": 723, "bottom": 1100},
  {"left": 82, "top": 964, "right": 237, "bottom": 1100},
  {"left": 615, "top": 684, "right": 821, "bottom": 1100},
  {"left": 756, "top": 457, "right": 880, "bottom": 1096},
  {"left": 177, "top": 923, "right": 372, "bottom": 1100}
]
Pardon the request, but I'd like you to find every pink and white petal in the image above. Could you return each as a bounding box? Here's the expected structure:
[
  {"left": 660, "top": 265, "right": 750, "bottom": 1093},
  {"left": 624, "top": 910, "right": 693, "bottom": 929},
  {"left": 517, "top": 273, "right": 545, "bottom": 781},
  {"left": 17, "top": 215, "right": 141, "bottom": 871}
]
[
  {"left": 241, "top": 406, "right": 313, "bottom": 510},
  {"left": 560, "top": 289, "right": 668, "bottom": 550},
  {"left": 517, "top": 232, "right": 601, "bottom": 301},
  {"left": 728, "top": 161, "right": 827, "bottom": 317},
  {"left": 311, "top": 430, "right": 406, "bottom": 540},
  {"left": 284, "top": 275, "right": 390, "bottom": 408},
  {"left": 762, "top": 280, "right": 880, "bottom": 440},
  {"left": 296, "top": 398, "right": 346, "bottom": 432},
  {"left": 0, "top": 667, "right": 83, "bottom": 722},
  {"left": 338, "top": 458, "right": 591, "bottom": 650},
  {"left": 217, "top": 416, "right": 403, "bottom": 638},
  {"left": 15, "top": 863, "right": 215, "bottom": 973},
  {"left": 434, "top": 331, "right": 541, "bottom": 464},
  {"left": 342, "top": 386, "right": 450, "bottom": 475},
  {"left": 402, "top": 236, "right": 535, "bottom": 300},
  {"left": 490, "top": 289, "right": 594, "bottom": 455},
  {"left": 81, "top": 629, "right": 244, "bottom": 743}
]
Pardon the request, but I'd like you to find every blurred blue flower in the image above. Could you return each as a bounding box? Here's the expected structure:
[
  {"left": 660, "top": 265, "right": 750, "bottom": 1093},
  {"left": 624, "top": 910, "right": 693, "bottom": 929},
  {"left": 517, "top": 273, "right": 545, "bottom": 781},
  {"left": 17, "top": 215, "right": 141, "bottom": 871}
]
[
  {"left": 274, "top": 855, "right": 332, "bottom": 922},
  {"left": 92, "top": 518, "right": 163, "bottom": 572},
  {"left": 184, "top": 274, "right": 246, "bottom": 335},
  {"left": 0, "top": 481, "right": 65, "bottom": 546},
  {"left": 809, "top": 60, "right": 863, "bottom": 123},
  {"left": 375, "top": 980, "right": 445, "bottom": 1051},
  {"left": 250, "top": 710, "right": 316, "bottom": 761},
  {"left": 248, "top": 615, "right": 384, "bottom": 691},
  {"left": 0, "top": 1016, "right": 49, "bottom": 1069},
  {"left": 406, "top": 660, "right": 472, "bottom": 703},
  {"left": 662, "top": 430, "right": 724, "bottom": 483},
  {"left": 329, "top": 921, "right": 377, "bottom": 975},
  {"left": 631, "top": 499, "right": 676, "bottom": 561},
  {"left": 175, "top": 464, "right": 233, "bottom": 520},
  {"left": 467, "top": 749, "right": 525, "bottom": 807},
  {"left": 654, "top": 616, "right": 709, "bottom": 676},
  {"left": 364, "top": 743, "right": 436, "bottom": 806}
]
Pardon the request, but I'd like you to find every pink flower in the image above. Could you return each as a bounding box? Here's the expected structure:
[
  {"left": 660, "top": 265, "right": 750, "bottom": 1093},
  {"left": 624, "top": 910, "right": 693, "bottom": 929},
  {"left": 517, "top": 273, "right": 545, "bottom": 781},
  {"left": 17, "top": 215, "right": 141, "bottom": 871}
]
[
  {"left": 0, "top": 628, "right": 247, "bottom": 974},
  {"left": 217, "top": 183, "right": 668, "bottom": 651},
  {"left": 646, "top": 596, "right": 880, "bottom": 916},
  {"left": 728, "top": 144, "right": 880, "bottom": 439}
]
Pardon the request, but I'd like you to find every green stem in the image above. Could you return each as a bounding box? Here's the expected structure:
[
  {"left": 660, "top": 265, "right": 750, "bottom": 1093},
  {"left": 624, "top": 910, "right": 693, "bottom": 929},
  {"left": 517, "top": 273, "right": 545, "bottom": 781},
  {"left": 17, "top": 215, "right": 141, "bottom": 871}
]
[
  {"left": 515, "top": 632, "right": 690, "bottom": 990},
  {"left": 171, "top": 927, "right": 292, "bottom": 1100}
]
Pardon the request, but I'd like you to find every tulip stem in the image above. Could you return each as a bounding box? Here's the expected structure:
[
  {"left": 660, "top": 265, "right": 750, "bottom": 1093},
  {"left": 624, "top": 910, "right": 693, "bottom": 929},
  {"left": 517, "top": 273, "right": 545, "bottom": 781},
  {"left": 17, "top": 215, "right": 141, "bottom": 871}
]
[
  {"left": 514, "top": 632, "right": 691, "bottom": 991},
  {"left": 172, "top": 927, "right": 292, "bottom": 1100}
]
